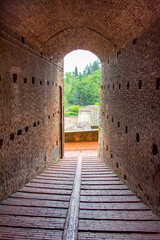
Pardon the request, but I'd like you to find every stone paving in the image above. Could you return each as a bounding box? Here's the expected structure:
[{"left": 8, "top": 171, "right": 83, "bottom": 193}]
[{"left": 0, "top": 155, "right": 160, "bottom": 239}]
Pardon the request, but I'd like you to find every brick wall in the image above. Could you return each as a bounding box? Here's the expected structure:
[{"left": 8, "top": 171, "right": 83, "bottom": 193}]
[
  {"left": 99, "top": 19, "right": 160, "bottom": 216},
  {"left": 65, "top": 130, "right": 98, "bottom": 142},
  {"left": 0, "top": 32, "right": 63, "bottom": 201}
]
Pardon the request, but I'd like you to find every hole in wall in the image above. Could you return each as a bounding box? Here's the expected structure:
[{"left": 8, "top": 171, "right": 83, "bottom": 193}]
[
  {"left": 37, "top": 121, "right": 40, "bottom": 125},
  {"left": 119, "top": 83, "right": 121, "bottom": 89},
  {"left": 25, "top": 126, "right": 29, "bottom": 132},
  {"left": 106, "top": 146, "right": 108, "bottom": 151},
  {"left": 133, "top": 38, "right": 137, "bottom": 45},
  {"left": 124, "top": 174, "right": 127, "bottom": 180},
  {"left": 108, "top": 84, "right": 110, "bottom": 89},
  {"left": 32, "top": 77, "right": 35, "bottom": 84},
  {"left": 139, "top": 80, "right": 142, "bottom": 89},
  {"left": 118, "top": 121, "right": 120, "bottom": 127},
  {"left": 112, "top": 117, "right": 113, "bottom": 122},
  {"left": 127, "top": 82, "right": 130, "bottom": 89},
  {"left": 10, "top": 133, "right": 14, "bottom": 140},
  {"left": 136, "top": 133, "right": 140, "bottom": 142},
  {"left": 56, "top": 140, "right": 58, "bottom": 146},
  {"left": 21, "top": 36, "right": 25, "bottom": 44},
  {"left": 0, "top": 139, "right": 3, "bottom": 148},
  {"left": 33, "top": 122, "right": 36, "bottom": 127},
  {"left": 152, "top": 143, "right": 158, "bottom": 155},
  {"left": 24, "top": 78, "right": 27, "bottom": 83},
  {"left": 117, "top": 49, "right": 121, "bottom": 58},
  {"left": 48, "top": 115, "right": 50, "bottom": 120},
  {"left": 116, "top": 162, "right": 119, "bottom": 168},
  {"left": 0, "top": 73, "right": 1, "bottom": 81},
  {"left": 13, "top": 73, "right": 17, "bottom": 83},
  {"left": 40, "top": 81, "right": 42, "bottom": 85},
  {"left": 40, "top": 52, "right": 43, "bottom": 58},
  {"left": 111, "top": 154, "right": 113, "bottom": 159},
  {"left": 156, "top": 78, "right": 160, "bottom": 90},
  {"left": 47, "top": 81, "right": 49, "bottom": 85},
  {"left": 113, "top": 84, "right": 114, "bottom": 89},
  {"left": 17, "top": 129, "right": 22, "bottom": 136},
  {"left": 125, "top": 126, "right": 128, "bottom": 133}
]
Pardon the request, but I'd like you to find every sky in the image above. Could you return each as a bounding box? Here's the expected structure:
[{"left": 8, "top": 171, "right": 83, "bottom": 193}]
[{"left": 64, "top": 50, "right": 99, "bottom": 74}]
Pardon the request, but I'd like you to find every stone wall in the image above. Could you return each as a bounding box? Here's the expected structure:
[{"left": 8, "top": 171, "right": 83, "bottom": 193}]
[
  {"left": 99, "top": 19, "right": 160, "bottom": 216},
  {"left": 65, "top": 130, "right": 98, "bottom": 142},
  {"left": 0, "top": 32, "right": 63, "bottom": 201}
]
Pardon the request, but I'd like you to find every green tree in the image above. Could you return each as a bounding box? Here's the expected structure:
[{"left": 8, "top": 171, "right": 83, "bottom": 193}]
[
  {"left": 73, "top": 90, "right": 80, "bottom": 105},
  {"left": 74, "top": 66, "right": 78, "bottom": 76}
]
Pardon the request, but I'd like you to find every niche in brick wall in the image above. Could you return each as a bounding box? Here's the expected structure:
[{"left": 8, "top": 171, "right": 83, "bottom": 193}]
[
  {"left": 13, "top": 73, "right": 17, "bottom": 83},
  {"left": 133, "top": 38, "right": 137, "bottom": 45},
  {"left": 125, "top": 126, "right": 128, "bottom": 133},
  {"left": 32, "top": 77, "right": 35, "bottom": 84},
  {"left": 33, "top": 122, "right": 36, "bottom": 127},
  {"left": 152, "top": 143, "right": 158, "bottom": 155},
  {"left": 24, "top": 78, "right": 27, "bottom": 83},
  {"left": 25, "top": 126, "right": 29, "bottom": 132},
  {"left": 21, "top": 36, "right": 25, "bottom": 44},
  {"left": 139, "top": 81, "right": 142, "bottom": 89},
  {"left": 10, "top": 133, "right": 14, "bottom": 140},
  {"left": 136, "top": 133, "right": 140, "bottom": 142},
  {"left": 156, "top": 78, "right": 160, "bottom": 90},
  {"left": 17, "top": 129, "right": 22, "bottom": 136},
  {"left": 0, "top": 139, "right": 3, "bottom": 148}
]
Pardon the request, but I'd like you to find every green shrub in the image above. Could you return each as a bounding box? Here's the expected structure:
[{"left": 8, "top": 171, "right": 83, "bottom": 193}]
[
  {"left": 95, "top": 102, "right": 100, "bottom": 106},
  {"left": 64, "top": 112, "right": 78, "bottom": 117},
  {"left": 69, "top": 105, "right": 79, "bottom": 112}
]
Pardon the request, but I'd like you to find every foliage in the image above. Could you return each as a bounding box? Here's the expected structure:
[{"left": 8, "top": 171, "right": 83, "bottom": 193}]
[
  {"left": 69, "top": 105, "right": 79, "bottom": 112},
  {"left": 64, "top": 59, "right": 101, "bottom": 108},
  {"left": 64, "top": 112, "right": 78, "bottom": 117},
  {"left": 95, "top": 102, "right": 100, "bottom": 106}
]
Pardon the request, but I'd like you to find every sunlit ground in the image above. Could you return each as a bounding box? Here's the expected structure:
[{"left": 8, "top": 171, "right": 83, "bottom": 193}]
[{"left": 64, "top": 141, "right": 98, "bottom": 156}]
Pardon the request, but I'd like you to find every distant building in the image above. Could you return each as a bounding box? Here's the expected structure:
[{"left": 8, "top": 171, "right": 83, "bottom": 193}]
[{"left": 78, "top": 105, "right": 99, "bottom": 129}]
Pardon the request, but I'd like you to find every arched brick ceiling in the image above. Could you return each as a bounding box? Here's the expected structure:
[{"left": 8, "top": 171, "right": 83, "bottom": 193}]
[{"left": 1, "top": 0, "right": 160, "bottom": 61}]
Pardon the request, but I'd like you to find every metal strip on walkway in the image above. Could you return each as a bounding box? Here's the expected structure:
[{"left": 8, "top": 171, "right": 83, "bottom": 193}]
[{"left": 63, "top": 156, "right": 82, "bottom": 240}]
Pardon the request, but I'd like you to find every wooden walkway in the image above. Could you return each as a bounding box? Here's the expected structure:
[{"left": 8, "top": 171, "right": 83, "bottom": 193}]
[{"left": 0, "top": 156, "right": 160, "bottom": 240}]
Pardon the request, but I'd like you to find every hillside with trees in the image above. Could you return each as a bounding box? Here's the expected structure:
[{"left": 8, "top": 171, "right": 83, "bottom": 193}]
[{"left": 64, "top": 59, "right": 101, "bottom": 110}]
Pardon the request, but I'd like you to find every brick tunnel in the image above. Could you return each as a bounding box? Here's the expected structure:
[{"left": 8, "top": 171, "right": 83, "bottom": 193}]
[{"left": 0, "top": 0, "right": 160, "bottom": 239}]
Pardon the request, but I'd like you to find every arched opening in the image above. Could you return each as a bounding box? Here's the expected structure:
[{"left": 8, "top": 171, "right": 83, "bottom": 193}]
[{"left": 63, "top": 50, "right": 101, "bottom": 156}]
